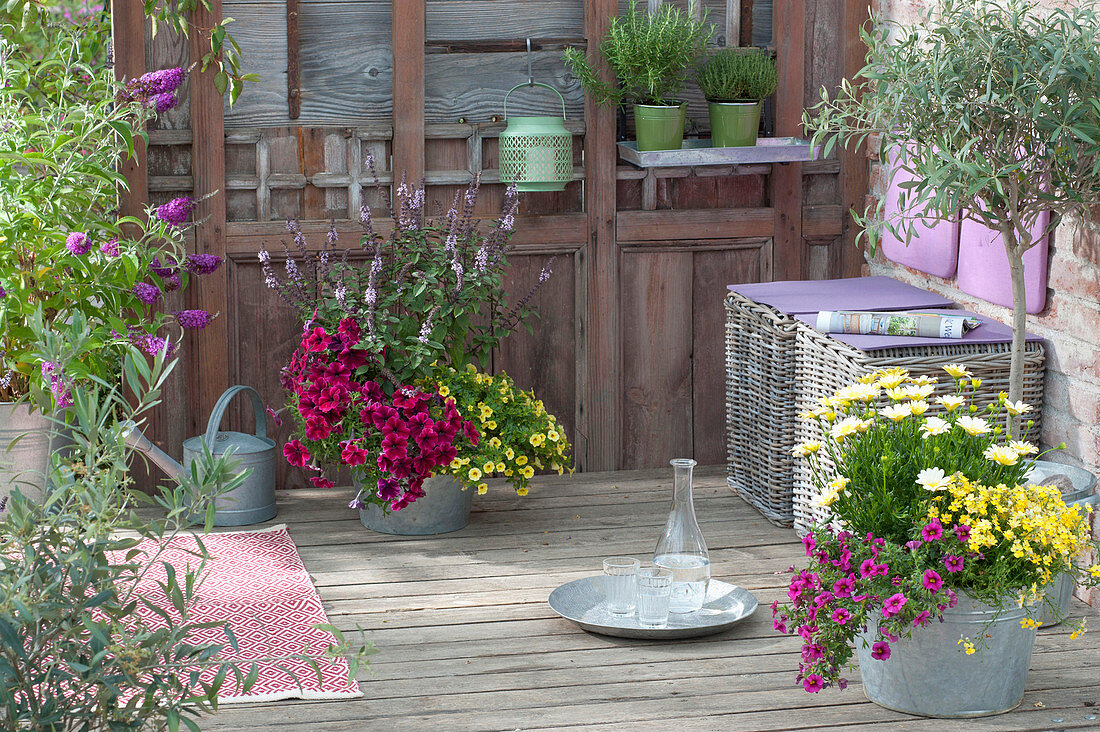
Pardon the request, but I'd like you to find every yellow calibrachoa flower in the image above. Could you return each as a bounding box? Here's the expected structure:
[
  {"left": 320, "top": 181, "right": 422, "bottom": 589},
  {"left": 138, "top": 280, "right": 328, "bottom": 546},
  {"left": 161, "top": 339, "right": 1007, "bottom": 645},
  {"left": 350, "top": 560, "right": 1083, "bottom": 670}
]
[
  {"left": 516, "top": 455, "right": 528, "bottom": 466},
  {"left": 495, "top": 462, "right": 505, "bottom": 473},
  {"left": 489, "top": 437, "right": 502, "bottom": 448},
  {"left": 517, "top": 487, "right": 529, "bottom": 496},
  {"left": 521, "top": 466, "right": 535, "bottom": 479},
  {"left": 483, "top": 461, "right": 496, "bottom": 474},
  {"left": 484, "top": 420, "right": 496, "bottom": 430},
  {"left": 547, "top": 429, "right": 560, "bottom": 442},
  {"left": 505, "top": 447, "right": 515, "bottom": 460},
  {"left": 468, "top": 468, "right": 482, "bottom": 481},
  {"left": 477, "top": 483, "right": 488, "bottom": 495},
  {"left": 1091, "top": 565, "right": 1100, "bottom": 579},
  {"left": 529, "top": 433, "right": 546, "bottom": 447}
]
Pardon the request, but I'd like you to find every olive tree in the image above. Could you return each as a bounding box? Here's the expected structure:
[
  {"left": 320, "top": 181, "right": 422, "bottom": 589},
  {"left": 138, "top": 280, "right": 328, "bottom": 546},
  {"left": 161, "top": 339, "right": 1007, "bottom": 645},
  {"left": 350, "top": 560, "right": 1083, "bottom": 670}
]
[{"left": 807, "top": 0, "right": 1100, "bottom": 405}]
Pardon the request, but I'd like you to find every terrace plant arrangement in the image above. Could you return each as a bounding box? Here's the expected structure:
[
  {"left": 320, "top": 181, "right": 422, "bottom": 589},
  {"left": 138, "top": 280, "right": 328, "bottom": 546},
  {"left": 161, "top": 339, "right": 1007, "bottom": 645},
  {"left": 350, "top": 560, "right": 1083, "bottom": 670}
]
[
  {"left": 805, "top": 0, "right": 1100, "bottom": 411},
  {"left": 696, "top": 48, "right": 777, "bottom": 148},
  {"left": 260, "top": 174, "right": 569, "bottom": 534},
  {"left": 774, "top": 365, "right": 1100, "bottom": 717},
  {"left": 564, "top": 0, "right": 713, "bottom": 151}
]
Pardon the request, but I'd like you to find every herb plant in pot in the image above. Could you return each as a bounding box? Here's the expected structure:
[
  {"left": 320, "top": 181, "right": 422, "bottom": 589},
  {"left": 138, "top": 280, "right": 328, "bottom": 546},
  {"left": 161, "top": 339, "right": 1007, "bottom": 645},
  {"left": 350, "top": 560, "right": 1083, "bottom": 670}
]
[
  {"left": 564, "top": 0, "right": 712, "bottom": 151},
  {"left": 776, "top": 365, "right": 1100, "bottom": 717},
  {"left": 696, "top": 48, "right": 777, "bottom": 147}
]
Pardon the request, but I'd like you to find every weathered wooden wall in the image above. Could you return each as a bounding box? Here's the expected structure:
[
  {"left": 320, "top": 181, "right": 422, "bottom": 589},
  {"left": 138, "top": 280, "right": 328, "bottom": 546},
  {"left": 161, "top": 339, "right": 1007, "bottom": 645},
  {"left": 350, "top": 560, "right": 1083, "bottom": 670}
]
[{"left": 118, "top": 0, "right": 865, "bottom": 486}]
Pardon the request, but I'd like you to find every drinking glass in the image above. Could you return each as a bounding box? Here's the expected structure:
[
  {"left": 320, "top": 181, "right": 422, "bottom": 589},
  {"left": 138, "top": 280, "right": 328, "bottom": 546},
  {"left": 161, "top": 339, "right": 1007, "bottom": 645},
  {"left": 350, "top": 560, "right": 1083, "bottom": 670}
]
[
  {"left": 603, "top": 556, "right": 640, "bottom": 614},
  {"left": 636, "top": 566, "right": 673, "bottom": 627}
]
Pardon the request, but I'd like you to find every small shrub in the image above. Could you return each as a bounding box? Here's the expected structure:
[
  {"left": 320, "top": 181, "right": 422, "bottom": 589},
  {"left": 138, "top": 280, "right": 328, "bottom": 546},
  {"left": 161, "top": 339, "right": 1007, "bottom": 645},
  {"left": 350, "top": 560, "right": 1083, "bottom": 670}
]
[{"left": 696, "top": 48, "right": 777, "bottom": 102}]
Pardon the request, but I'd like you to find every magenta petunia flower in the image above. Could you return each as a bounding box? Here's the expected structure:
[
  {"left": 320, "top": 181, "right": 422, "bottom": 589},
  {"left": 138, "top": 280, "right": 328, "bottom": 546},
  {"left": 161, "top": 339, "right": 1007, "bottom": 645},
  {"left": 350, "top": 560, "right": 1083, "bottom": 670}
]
[
  {"left": 921, "top": 520, "right": 943, "bottom": 542},
  {"left": 944, "top": 555, "right": 965, "bottom": 573},
  {"left": 832, "top": 575, "right": 856, "bottom": 598},
  {"left": 186, "top": 253, "right": 223, "bottom": 275},
  {"left": 859, "top": 558, "right": 876, "bottom": 578},
  {"left": 832, "top": 607, "right": 851, "bottom": 626},
  {"left": 341, "top": 440, "right": 369, "bottom": 467},
  {"left": 310, "top": 476, "right": 335, "bottom": 489},
  {"left": 66, "top": 232, "right": 92, "bottom": 255},
  {"left": 882, "top": 592, "right": 907, "bottom": 618},
  {"left": 174, "top": 309, "right": 213, "bottom": 329},
  {"left": 283, "top": 439, "right": 311, "bottom": 467},
  {"left": 871, "top": 641, "right": 891, "bottom": 660},
  {"left": 802, "top": 674, "right": 824, "bottom": 693},
  {"left": 131, "top": 282, "right": 160, "bottom": 305},
  {"left": 922, "top": 569, "right": 943, "bottom": 594},
  {"left": 913, "top": 610, "right": 931, "bottom": 627},
  {"left": 802, "top": 533, "right": 815, "bottom": 556},
  {"left": 304, "top": 416, "right": 332, "bottom": 441},
  {"left": 954, "top": 524, "right": 971, "bottom": 543}
]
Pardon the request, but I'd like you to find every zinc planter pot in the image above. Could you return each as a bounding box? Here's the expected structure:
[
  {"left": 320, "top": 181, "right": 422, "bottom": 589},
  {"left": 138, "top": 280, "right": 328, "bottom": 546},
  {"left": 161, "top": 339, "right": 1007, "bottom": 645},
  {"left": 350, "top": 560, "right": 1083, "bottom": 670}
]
[
  {"left": 856, "top": 594, "right": 1037, "bottom": 718},
  {"left": 633, "top": 103, "right": 687, "bottom": 152},
  {"left": 708, "top": 101, "right": 762, "bottom": 147},
  {"left": 357, "top": 474, "right": 473, "bottom": 536},
  {"left": 0, "top": 402, "right": 59, "bottom": 505}
]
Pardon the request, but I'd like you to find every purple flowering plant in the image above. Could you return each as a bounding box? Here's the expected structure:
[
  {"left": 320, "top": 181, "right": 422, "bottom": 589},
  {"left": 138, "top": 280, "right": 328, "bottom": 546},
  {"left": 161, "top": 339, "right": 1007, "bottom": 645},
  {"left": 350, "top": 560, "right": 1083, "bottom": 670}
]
[
  {"left": 776, "top": 365, "right": 1100, "bottom": 693},
  {"left": 260, "top": 167, "right": 552, "bottom": 390},
  {"left": 0, "top": 29, "right": 219, "bottom": 406}
]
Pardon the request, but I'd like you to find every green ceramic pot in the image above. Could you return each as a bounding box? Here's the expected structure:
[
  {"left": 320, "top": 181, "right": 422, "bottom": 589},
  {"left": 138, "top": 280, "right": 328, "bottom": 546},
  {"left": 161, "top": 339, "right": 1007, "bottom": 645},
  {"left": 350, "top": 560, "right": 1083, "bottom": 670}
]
[
  {"left": 633, "top": 103, "right": 687, "bottom": 151},
  {"left": 708, "top": 101, "right": 762, "bottom": 148}
]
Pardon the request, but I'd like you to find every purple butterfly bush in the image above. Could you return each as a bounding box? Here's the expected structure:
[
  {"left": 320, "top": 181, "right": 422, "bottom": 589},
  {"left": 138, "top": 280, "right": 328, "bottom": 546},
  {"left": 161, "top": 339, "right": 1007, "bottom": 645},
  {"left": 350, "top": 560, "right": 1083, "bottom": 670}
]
[
  {"left": 131, "top": 282, "right": 160, "bottom": 305},
  {"left": 186, "top": 253, "right": 222, "bottom": 275},
  {"left": 173, "top": 309, "right": 214, "bottom": 330},
  {"left": 156, "top": 197, "right": 195, "bottom": 227},
  {"left": 65, "top": 232, "right": 92, "bottom": 255}
]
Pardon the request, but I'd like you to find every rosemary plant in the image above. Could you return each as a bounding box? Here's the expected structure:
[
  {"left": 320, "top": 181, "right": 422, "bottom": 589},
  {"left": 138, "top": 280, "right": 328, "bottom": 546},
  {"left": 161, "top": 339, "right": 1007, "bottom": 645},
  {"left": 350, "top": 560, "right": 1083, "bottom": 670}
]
[{"left": 696, "top": 48, "right": 777, "bottom": 102}]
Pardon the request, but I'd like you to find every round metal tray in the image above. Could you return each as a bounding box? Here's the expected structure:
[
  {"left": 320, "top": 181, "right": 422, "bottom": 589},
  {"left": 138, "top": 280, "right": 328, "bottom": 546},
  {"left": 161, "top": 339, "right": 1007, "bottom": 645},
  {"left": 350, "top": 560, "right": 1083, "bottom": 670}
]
[{"left": 547, "top": 576, "right": 758, "bottom": 639}]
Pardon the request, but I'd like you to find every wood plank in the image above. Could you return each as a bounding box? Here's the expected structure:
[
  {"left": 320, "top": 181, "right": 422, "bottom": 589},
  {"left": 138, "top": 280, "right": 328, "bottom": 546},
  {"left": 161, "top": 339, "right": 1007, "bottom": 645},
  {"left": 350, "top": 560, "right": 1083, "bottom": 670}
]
[
  {"left": 617, "top": 208, "right": 774, "bottom": 241},
  {"left": 839, "top": 0, "right": 869, "bottom": 278},
  {"left": 112, "top": 0, "right": 147, "bottom": 223},
  {"left": 393, "top": 0, "right": 426, "bottom": 182},
  {"left": 187, "top": 0, "right": 231, "bottom": 439},
  {"left": 620, "top": 251, "right": 694, "bottom": 469},
  {"left": 286, "top": 0, "right": 300, "bottom": 119},
  {"left": 692, "top": 247, "right": 764, "bottom": 464},
  {"left": 771, "top": 0, "right": 806, "bottom": 280},
  {"left": 425, "top": 1, "right": 584, "bottom": 41}
]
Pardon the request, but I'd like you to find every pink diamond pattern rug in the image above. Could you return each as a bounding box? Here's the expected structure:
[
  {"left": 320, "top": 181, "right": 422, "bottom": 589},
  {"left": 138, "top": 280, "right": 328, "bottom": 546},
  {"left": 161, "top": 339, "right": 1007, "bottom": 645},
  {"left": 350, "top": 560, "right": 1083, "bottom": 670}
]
[{"left": 119, "top": 524, "right": 361, "bottom": 704}]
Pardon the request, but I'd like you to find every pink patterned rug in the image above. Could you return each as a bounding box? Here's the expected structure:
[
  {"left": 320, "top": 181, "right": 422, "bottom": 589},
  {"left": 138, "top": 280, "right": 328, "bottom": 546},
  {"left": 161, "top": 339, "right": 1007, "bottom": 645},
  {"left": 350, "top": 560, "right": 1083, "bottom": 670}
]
[{"left": 120, "top": 524, "right": 361, "bottom": 704}]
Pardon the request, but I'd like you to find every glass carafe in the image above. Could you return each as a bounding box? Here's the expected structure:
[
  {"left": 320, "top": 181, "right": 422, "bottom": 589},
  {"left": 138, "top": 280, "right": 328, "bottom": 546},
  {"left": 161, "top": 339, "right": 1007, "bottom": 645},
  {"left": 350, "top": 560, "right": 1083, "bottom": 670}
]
[{"left": 653, "top": 458, "right": 710, "bottom": 613}]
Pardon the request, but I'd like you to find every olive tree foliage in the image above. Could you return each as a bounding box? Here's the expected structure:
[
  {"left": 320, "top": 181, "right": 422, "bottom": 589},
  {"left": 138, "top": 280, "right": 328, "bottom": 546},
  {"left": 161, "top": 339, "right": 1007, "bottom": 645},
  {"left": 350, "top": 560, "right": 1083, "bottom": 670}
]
[{"left": 806, "top": 0, "right": 1100, "bottom": 405}]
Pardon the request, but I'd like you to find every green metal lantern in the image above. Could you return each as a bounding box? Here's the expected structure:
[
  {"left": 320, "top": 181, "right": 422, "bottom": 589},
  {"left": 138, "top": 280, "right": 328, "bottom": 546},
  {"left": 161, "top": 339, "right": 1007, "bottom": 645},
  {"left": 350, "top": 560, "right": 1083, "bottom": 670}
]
[{"left": 499, "top": 81, "right": 573, "bottom": 192}]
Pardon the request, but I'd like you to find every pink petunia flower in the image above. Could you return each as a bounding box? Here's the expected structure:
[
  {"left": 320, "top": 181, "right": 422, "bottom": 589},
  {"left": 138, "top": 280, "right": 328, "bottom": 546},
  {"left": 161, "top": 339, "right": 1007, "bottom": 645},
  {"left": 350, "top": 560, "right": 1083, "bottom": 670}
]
[
  {"left": 922, "top": 569, "right": 943, "bottom": 594},
  {"left": 871, "top": 641, "right": 891, "bottom": 660},
  {"left": 832, "top": 607, "right": 851, "bottom": 625},
  {"left": 802, "top": 674, "right": 824, "bottom": 693},
  {"left": 921, "top": 520, "right": 943, "bottom": 542},
  {"left": 882, "top": 593, "right": 907, "bottom": 618},
  {"left": 283, "top": 439, "right": 311, "bottom": 467},
  {"left": 944, "top": 555, "right": 965, "bottom": 573}
]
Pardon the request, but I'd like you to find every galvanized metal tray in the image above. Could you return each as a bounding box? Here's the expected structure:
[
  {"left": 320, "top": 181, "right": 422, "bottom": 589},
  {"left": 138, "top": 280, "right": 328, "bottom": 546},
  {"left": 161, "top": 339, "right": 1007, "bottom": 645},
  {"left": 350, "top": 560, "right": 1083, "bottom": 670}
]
[
  {"left": 617, "top": 137, "right": 818, "bottom": 168},
  {"left": 547, "top": 576, "right": 758, "bottom": 639}
]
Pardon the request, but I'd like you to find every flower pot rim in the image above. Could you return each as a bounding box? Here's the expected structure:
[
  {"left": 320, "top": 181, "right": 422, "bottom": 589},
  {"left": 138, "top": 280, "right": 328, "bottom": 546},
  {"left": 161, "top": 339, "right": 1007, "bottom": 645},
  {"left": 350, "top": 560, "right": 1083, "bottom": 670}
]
[
  {"left": 633, "top": 102, "right": 686, "bottom": 109},
  {"left": 706, "top": 98, "right": 763, "bottom": 105}
]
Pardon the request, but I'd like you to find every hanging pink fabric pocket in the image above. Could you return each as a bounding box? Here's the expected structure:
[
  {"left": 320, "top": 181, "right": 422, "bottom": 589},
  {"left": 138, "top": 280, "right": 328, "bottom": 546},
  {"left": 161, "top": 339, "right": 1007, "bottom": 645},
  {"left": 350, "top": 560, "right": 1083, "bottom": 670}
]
[
  {"left": 879, "top": 151, "right": 960, "bottom": 278},
  {"left": 956, "top": 213, "right": 1050, "bottom": 314}
]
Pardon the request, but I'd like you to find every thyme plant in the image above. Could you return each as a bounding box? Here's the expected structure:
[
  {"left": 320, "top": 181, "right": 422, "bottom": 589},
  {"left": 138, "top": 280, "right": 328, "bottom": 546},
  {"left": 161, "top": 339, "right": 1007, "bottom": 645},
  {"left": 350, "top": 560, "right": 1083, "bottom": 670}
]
[
  {"left": 564, "top": 0, "right": 713, "bottom": 107},
  {"left": 696, "top": 48, "right": 777, "bottom": 102},
  {"left": 806, "top": 0, "right": 1100, "bottom": 406}
]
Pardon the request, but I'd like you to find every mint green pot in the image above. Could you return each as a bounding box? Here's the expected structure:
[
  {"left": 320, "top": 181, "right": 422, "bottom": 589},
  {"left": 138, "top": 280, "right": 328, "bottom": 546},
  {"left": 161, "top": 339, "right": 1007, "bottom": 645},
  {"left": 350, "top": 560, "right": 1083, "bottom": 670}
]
[
  {"left": 708, "top": 101, "right": 762, "bottom": 147},
  {"left": 633, "top": 103, "right": 687, "bottom": 151}
]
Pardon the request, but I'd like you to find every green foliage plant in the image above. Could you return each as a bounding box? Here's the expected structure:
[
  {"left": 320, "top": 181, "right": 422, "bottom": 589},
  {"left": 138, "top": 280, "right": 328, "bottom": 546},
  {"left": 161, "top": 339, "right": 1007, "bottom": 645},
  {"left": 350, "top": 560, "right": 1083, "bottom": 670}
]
[
  {"left": 696, "top": 48, "right": 777, "bottom": 102},
  {"left": 805, "top": 0, "right": 1100, "bottom": 408},
  {"left": 0, "top": 315, "right": 374, "bottom": 730},
  {"left": 564, "top": 0, "right": 713, "bottom": 107},
  {"left": 0, "top": 23, "right": 222, "bottom": 405}
]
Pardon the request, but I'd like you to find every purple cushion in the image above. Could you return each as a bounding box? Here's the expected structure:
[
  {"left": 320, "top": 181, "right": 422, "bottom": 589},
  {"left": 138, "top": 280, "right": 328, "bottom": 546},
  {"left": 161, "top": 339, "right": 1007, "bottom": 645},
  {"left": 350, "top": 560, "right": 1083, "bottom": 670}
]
[
  {"left": 795, "top": 308, "right": 1042, "bottom": 352},
  {"left": 957, "top": 214, "right": 1049, "bottom": 314},
  {"left": 728, "top": 276, "right": 955, "bottom": 316}
]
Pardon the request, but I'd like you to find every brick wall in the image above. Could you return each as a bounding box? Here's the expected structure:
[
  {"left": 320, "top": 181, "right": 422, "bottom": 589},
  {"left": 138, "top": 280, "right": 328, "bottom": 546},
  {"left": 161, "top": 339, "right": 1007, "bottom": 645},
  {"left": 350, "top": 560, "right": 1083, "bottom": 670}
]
[{"left": 867, "top": 0, "right": 1100, "bottom": 605}]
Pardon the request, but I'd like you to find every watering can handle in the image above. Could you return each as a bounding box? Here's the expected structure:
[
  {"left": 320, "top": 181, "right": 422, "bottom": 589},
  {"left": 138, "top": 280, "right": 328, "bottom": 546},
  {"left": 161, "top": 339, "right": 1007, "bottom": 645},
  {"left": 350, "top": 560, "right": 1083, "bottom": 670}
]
[
  {"left": 203, "top": 385, "right": 268, "bottom": 448},
  {"left": 503, "top": 82, "right": 567, "bottom": 122}
]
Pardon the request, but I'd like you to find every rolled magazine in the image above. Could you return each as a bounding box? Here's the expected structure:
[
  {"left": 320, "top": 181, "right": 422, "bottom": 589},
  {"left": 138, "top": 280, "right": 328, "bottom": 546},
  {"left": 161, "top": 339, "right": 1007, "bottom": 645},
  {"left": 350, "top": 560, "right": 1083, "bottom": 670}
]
[{"left": 815, "top": 311, "right": 982, "bottom": 339}]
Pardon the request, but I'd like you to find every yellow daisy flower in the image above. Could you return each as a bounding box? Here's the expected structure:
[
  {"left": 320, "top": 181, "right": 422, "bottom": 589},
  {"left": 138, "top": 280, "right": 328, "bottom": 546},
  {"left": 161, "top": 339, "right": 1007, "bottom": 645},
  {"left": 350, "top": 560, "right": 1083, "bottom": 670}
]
[{"left": 943, "top": 363, "right": 971, "bottom": 379}]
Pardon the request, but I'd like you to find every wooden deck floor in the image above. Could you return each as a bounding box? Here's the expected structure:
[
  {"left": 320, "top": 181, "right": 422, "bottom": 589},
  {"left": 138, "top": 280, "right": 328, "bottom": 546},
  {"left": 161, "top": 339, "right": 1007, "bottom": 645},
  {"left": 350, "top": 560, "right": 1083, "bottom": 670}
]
[{"left": 206, "top": 467, "right": 1100, "bottom": 731}]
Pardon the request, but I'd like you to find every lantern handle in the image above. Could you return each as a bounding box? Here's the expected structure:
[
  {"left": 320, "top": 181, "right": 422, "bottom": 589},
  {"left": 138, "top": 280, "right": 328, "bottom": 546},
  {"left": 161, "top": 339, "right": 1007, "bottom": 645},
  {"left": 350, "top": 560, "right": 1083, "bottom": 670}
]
[{"left": 503, "top": 82, "right": 567, "bottom": 122}]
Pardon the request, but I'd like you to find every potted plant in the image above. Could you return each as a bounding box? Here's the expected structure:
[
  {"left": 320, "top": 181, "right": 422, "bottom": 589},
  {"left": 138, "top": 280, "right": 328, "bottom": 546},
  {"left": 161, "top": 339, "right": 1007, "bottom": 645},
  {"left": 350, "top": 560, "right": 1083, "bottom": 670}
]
[
  {"left": 430, "top": 364, "right": 572, "bottom": 497},
  {"left": 774, "top": 365, "right": 1100, "bottom": 717},
  {"left": 0, "top": 27, "right": 219, "bottom": 503},
  {"left": 564, "top": 0, "right": 712, "bottom": 151},
  {"left": 260, "top": 174, "right": 561, "bottom": 534},
  {"left": 696, "top": 48, "right": 776, "bottom": 147},
  {"left": 806, "top": 0, "right": 1100, "bottom": 412}
]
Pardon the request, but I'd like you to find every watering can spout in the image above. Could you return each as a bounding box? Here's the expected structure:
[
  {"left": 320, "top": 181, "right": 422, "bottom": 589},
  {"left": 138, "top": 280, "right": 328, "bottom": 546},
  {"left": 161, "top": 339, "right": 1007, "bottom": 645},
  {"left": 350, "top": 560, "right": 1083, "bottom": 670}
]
[{"left": 121, "top": 421, "right": 187, "bottom": 482}]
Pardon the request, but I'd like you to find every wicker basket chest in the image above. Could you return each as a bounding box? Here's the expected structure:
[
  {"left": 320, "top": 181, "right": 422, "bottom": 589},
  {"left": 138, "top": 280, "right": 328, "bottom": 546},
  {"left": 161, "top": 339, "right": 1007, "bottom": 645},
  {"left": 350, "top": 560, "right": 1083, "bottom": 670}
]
[
  {"left": 791, "top": 311, "right": 1046, "bottom": 535},
  {"left": 724, "top": 278, "right": 955, "bottom": 527}
]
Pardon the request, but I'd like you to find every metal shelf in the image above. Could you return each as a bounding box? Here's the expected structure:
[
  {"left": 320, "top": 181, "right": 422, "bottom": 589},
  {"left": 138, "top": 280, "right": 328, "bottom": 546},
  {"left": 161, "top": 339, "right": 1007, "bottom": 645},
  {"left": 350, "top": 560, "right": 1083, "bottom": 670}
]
[{"left": 617, "top": 137, "right": 819, "bottom": 168}]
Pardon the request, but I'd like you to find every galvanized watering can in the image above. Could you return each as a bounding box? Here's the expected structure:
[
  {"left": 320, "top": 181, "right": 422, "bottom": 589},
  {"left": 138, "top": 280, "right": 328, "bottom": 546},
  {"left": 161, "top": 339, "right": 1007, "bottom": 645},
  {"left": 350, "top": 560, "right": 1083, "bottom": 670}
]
[{"left": 124, "top": 385, "right": 277, "bottom": 526}]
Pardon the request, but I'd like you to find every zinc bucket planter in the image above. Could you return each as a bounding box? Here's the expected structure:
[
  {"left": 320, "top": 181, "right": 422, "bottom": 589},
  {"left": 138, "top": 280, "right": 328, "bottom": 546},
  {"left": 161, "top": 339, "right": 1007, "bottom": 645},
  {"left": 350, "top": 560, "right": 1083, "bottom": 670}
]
[
  {"left": 633, "top": 103, "right": 686, "bottom": 151},
  {"left": 0, "top": 402, "right": 59, "bottom": 504},
  {"left": 708, "top": 101, "right": 761, "bottom": 147},
  {"left": 357, "top": 474, "right": 473, "bottom": 536},
  {"left": 856, "top": 594, "right": 1037, "bottom": 718}
]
